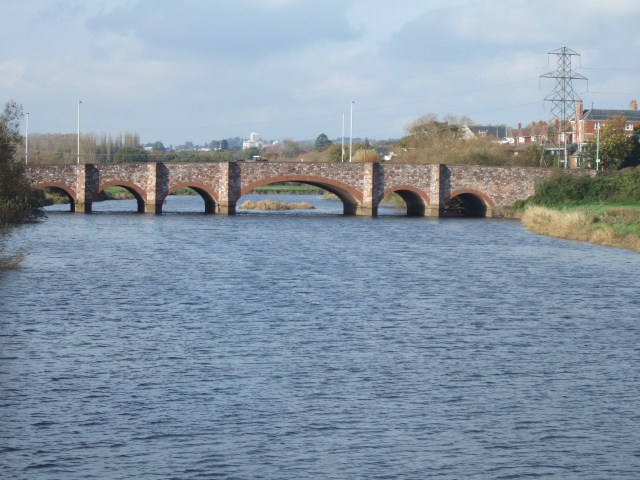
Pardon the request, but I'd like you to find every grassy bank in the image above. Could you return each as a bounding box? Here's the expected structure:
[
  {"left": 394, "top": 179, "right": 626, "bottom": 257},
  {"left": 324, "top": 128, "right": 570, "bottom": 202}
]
[
  {"left": 515, "top": 169, "right": 640, "bottom": 252},
  {"left": 249, "top": 185, "right": 322, "bottom": 194},
  {"left": 522, "top": 204, "right": 640, "bottom": 252},
  {"left": 238, "top": 199, "right": 315, "bottom": 210}
]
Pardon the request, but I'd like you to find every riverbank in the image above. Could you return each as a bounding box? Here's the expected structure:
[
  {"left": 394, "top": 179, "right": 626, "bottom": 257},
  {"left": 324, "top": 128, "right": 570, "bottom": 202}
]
[
  {"left": 510, "top": 169, "right": 640, "bottom": 252},
  {"left": 521, "top": 204, "right": 640, "bottom": 252},
  {"left": 238, "top": 199, "right": 315, "bottom": 210}
]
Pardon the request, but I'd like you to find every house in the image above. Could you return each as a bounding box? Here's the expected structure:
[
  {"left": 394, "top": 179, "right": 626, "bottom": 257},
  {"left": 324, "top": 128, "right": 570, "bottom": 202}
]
[
  {"left": 468, "top": 125, "right": 510, "bottom": 140},
  {"left": 506, "top": 121, "right": 547, "bottom": 147},
  {"left": 573, "top": 100, "right": 640, "bottom": 144}
]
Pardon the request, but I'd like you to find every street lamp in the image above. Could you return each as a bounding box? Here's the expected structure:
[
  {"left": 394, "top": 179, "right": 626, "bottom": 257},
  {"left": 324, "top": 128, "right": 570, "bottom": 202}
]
[
  {"left": 77, "top": 101, "right": 82, "bottom": 164},
  {"left": 25, "top": 112, "right": 29, "bottom": 165},
  {"left": 595, "top": 123, "right": 600, "bottom": 171},
  {"left": 341, "top": 112, "right": 345, "bottom": 163},
  {"left": 349, "top": 101, "right": 354, "bottom": 162}
]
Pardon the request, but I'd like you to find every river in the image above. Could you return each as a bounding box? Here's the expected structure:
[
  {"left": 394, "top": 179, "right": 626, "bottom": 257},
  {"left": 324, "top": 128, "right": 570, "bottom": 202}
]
[{"left": 1, "top": 194, "right": 640, "bottom": 479}]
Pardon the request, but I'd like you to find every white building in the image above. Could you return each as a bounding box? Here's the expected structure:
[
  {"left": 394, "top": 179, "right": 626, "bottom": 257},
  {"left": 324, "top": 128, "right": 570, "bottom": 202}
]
[{"left": 242, "top": 132, "right": 262, "bottom": 150}]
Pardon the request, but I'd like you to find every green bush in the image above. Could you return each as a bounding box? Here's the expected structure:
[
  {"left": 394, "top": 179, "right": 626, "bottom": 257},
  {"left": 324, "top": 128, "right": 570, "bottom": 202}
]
[{"left": 527, "top": 169, "right": 640, "bottom": 206}]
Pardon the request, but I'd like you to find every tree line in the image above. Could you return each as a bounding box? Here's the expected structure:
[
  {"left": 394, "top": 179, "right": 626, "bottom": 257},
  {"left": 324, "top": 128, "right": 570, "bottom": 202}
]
[
  {"left": 1, "top": 101, "right": 45, "bottom": 270},
  {"left": 15, "top": 112, "right": 640, "bottom": 170}
]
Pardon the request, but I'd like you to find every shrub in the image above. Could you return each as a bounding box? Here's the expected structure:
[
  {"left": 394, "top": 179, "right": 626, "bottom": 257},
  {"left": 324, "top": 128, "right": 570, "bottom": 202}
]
[{"left": 352, "top": 149, "right": 380, "bottom": 163}]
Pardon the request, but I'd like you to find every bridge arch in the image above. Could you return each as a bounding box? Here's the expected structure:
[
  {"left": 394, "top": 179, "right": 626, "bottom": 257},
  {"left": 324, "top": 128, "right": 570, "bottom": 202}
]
[
  {"left": 379, "top": 185, "right": 430, "bottom": 216},
  {"left": 444, "top": 189, "right": 495, "bottom": 217},
  {"left": 95, "top": 181, "right": 147, "bottom": 213},
  {"left": 32, "top": 182, "right": 78, "bottom": 212},
  {"left": 240, "top": 175, "right": 363, "bottom": 215},
  {"left": 163, "top": 182, "right": 218, "bottom": 214}
]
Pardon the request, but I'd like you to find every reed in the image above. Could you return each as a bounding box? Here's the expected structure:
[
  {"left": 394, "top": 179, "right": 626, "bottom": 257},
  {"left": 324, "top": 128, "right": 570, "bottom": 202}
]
[
  {"left": 238, "top": 199, "right": 315, "bottom": 210},
  {"left": 522, "top": 205, "right": 640, "bottom": 253}
]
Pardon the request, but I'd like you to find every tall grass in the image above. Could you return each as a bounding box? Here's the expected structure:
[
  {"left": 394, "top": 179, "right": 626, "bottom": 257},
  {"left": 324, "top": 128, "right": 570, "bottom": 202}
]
[
  {"left": 238, "top": 199, "right": 315, "bottom": 210},
  {"left": 522, "top": 205, "right": 640, "bottom": 252}
]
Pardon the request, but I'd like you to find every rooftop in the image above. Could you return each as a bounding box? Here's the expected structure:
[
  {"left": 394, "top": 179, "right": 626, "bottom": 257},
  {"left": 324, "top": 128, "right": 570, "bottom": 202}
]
[{"left": 582, "top": 109, "right": 640, "bottom": 122}]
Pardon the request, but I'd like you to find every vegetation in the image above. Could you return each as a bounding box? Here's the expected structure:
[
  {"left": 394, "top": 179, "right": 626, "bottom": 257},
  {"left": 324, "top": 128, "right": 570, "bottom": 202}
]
[
  {"left": 512, "top": 168, "right": 640, "bottom": 252},
  {"left": 392, "top": 113, "right": 513, "bottom": 165},
  {"left": 238, "top": 199, "right": 315, "bottom": 210},
  {"left": 522, "top": 205, "right": 640, "bottom": 253},
  {"left": 113, "top": 147, "right": 149, "bottom": 163},
  {"left": 323, "top": 142, "right": 362, "bottom": 162},
  {"left": 515, "top": 169, "right": 640, "bottom": 208},
  {"left": 512, "top": 144, "right": 556, "bottom": 168},
  {"left": 352, "top": 149, "right": 380, "bottom": 163},
  {"left": 1, "top": 101, "right": 44, "bottom": 270},
  {"left": 25, "top": 131, "right": 142, "bottom": 164},
  {"left": 580, "top": 118, "right": 640, "bottom": 170},
  {"left": 314, "top": 133, "right": 332, "bottom": 150}
]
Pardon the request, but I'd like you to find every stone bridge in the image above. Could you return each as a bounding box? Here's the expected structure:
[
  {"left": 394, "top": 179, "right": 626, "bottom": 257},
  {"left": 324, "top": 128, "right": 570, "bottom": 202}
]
[{"left": 25, "top": 162, "right": 568, "bottom": 217}]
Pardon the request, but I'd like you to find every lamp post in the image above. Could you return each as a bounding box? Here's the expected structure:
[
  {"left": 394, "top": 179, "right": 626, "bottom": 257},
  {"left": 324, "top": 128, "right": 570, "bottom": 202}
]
[
  {"left": 77, "top": 101, "right": 82, "bottom": 164},
  {"left": 25, "top": 112, "right": 29, "bottom": 165},
  {"left": 341, "top": 112, "right": 345, "bottom": 163},
  {"left": 349, "top": 101, "right": 354, "bottom": 162},
  {"left": 595, "top": 123, "right": 600, "bottom": 171}
]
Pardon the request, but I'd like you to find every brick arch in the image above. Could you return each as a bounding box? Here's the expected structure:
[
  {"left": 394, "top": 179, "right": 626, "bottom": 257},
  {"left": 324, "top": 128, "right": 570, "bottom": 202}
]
[
  {"left": 31, "top": 182, "right": 78, "bottom": 202},
  {"left": 163, "top": 182, "right": 219, "bottom": 203},
  {"left": 96, "top": 181, "right": 147, "bottom": 202},
  {"left": 240, "top": 175, "right": 363, "bottom": 205},
  {"left": 378, "top": 185, "right": 430, "bottom": 205},
  {"left": 445, "top": 189, "right": 495, "bottom": 209},
  {"left": 379, "top": 185, "right": 431, "bottom": 217}
]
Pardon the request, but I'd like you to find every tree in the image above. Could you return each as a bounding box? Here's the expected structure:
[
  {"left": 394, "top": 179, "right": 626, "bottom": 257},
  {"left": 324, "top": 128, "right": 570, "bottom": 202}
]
[
  {"left": 581, "top": 116, "right": 634, "bottom": 170},
  {"left": 323, "top": 142, "right": 363, "bottom": 162},
  {"left": 361, "top": 138, "right": 370, "bottom": 149},
  {"left": 1, "top": 100, "right": 43, "bottom": 269},
  {"left": 314, "top": 133, "right": 332, "bottom": 150},
  {"left": 394, "top": 113, "right": 508, "bottom": 165},
  {"left": 219, "top": 139, "right": 229, "bottom": 150},
  {"left": 113, "top": 147, "right": 149, "bottom": 163},
  {"left": 511, "top": 144, "right": 555, "bottom": 168},
  {"left": 152, "top": 141, "right": 165, "bottom": 152},
  {"left": 281, "top": 139, "right": 301, "bottom": 158},
  {"left": 242, "top": 147, "right": 261, "bottom": 160}
]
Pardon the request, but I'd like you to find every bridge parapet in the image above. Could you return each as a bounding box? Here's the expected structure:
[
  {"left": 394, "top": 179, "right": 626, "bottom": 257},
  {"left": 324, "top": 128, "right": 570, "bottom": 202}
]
[{"left": 26, "top": 161, "right": 595, "bottom": 217}]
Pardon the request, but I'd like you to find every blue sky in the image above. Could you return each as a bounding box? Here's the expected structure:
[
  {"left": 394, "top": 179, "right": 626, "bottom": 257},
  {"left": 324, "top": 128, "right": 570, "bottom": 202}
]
[{"left": 2, "top": 0, "right": 639, "bottom": 145}]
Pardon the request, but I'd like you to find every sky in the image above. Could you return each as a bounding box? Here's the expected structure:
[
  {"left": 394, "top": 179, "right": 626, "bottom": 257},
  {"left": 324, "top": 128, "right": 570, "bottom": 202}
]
[{"left": 2, "top": 0, "right": 640, "bottom": 146}]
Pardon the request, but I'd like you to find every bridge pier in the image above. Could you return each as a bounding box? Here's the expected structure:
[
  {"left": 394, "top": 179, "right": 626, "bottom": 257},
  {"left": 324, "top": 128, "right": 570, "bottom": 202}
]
[
  {"left": 142, "top": 202, "right": 162, "bottom": 214},
  {"left": 215, "top": 202, "right": 236, "bottom": 215},
  {"left": 355, "top": 205, "right": 378, "bottom": 216},
  {"left": 426, "top": 206, "right": 443, "bottom": 217},
  {"left": 71, "top": 202, "right": 92, "bottom": 213}
]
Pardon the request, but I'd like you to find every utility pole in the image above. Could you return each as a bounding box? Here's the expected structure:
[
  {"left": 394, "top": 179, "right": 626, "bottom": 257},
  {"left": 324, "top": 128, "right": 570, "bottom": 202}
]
[
  {"left": 25, "top": 112, "right": 29, "bottom": 165},
  {"left": 341, "top": 112, "right": 345, "bottom": 163},
  {"left": 541, "top": 47, "right": 587, "bottom": 168},
  {"left": 349, "top": 101, "right": 354, "bottom": 162},
  {"left": 596, "top": 124, "right": 600, "bottom": 171},
  {"left": 77, "top": 101, "right": 82, "bottom": 164}
]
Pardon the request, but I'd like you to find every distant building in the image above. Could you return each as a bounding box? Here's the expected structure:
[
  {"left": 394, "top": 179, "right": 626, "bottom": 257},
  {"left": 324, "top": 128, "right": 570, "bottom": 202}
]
[
  {"left": 569, "top": 99, "right": 640, "bottom": 167},
  {"left": 507, "top": 122, "right": 547, "bottom": 147},
  {"left": 242, "top": 132, "right": 262, "bottom": 150},
  {"left": 468, "top": 125, "right": 510, "bottom": 140},
  {"left": 573, "top": 100, "right": 640, "bottom": 144}
]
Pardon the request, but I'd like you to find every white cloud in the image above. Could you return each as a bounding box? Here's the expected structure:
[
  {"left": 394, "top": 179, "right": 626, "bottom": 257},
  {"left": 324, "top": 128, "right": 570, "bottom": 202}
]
[
  {"left": 0, "top": 60, "right": 27, "bottom": 87},
  {"left": 0, "top": 0, "right": 638, "bottom": 143}
]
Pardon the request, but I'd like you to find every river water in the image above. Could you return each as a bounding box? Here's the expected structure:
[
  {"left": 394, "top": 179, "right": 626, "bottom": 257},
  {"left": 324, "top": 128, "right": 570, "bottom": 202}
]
[{"left": 2, "top": 194, "right": 640, "bottom": 479}]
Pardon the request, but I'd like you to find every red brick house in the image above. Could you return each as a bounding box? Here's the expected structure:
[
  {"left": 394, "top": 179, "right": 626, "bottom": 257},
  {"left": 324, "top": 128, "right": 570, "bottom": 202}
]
[
  {"left": 573, "top": 100, "right": 640, "bottom": 144},
  {"left": 507, "top": 121, "right": 547, "bottom": 147}
]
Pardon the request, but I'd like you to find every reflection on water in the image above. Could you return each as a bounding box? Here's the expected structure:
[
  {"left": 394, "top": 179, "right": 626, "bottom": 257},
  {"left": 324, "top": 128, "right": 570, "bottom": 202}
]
[{"left": 2, "top": 194, "right": 640, "bottom": 479}]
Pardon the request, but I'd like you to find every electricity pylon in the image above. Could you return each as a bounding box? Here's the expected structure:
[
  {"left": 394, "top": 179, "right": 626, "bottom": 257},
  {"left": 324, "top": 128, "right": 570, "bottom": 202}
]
[{"left": 541, "top": 47, "right": 587, "bottom": 167}]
